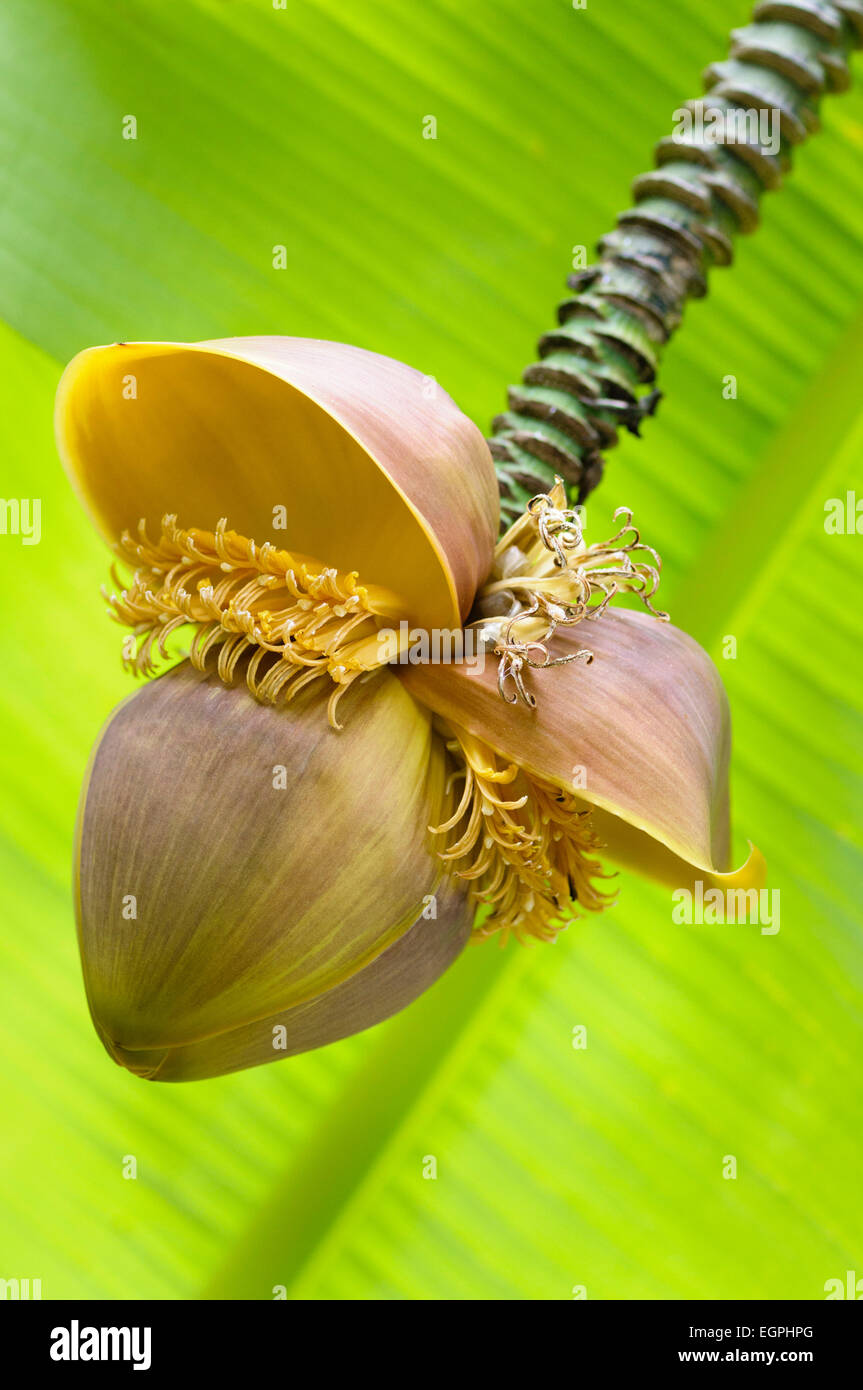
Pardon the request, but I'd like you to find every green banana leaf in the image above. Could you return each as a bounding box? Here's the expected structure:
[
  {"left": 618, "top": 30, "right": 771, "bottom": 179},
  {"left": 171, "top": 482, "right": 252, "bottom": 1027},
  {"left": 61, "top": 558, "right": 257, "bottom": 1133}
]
[{"left": 1, "top": 0, "right": 861, "bottom": 1300}]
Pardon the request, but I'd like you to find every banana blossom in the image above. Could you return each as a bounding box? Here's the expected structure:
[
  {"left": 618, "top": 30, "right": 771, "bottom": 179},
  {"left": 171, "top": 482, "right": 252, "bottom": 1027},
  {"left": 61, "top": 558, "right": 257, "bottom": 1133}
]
[{"left": 56, "top": 337, "right": 763, "bottom": 1080}]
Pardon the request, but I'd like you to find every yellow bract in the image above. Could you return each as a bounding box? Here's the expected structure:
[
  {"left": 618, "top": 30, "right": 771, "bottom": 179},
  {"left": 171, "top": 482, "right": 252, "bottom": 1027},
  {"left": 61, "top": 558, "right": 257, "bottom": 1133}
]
[{"left": 56, "top": 337, "right": 499, "bottom": 632}]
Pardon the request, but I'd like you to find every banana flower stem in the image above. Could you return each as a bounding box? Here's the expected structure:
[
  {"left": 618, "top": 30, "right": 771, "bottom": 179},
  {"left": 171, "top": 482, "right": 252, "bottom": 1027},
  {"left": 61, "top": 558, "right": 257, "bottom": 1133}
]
[{"left": 488, "top": 0, "right": 863, "bottom": 528}]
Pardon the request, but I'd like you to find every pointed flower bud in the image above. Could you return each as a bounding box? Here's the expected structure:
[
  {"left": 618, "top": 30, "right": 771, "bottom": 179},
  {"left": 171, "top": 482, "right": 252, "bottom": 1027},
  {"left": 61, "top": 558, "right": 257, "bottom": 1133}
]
[{"left": 76, "top": 664, "right": 472, "bottom": 1080}]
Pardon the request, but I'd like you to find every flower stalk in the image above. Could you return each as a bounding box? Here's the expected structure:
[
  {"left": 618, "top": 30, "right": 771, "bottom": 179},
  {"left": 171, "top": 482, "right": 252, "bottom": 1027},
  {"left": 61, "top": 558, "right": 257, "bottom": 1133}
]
[{"left": 489, "top": 0, "right": 863, "bottom": 524}]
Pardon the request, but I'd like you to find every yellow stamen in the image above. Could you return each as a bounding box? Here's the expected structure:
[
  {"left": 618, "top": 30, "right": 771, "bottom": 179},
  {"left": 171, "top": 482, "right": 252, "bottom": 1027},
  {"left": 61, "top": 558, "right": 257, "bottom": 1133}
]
[
  {"left": 106, "top": 516, "right": 407, "bottom": 729},
  {"left": 474, "top": 478, "right": 669, "bottom": 707},
  {"left": 430, "top": 719, "right": 616, "bottom": 943}
]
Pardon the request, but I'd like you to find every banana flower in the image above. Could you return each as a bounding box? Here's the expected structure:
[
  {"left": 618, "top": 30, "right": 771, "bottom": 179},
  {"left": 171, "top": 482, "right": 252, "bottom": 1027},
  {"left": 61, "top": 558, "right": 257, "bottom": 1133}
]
[{"left": 56, "top": 336, "right": 763, "bottom": 1080}]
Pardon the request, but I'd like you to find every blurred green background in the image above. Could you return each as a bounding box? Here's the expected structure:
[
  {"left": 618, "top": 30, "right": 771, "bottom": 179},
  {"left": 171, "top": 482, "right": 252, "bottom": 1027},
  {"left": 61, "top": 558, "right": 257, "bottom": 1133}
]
[{"left": 1, "top": 0, "right": 861, "bottom": 1300}]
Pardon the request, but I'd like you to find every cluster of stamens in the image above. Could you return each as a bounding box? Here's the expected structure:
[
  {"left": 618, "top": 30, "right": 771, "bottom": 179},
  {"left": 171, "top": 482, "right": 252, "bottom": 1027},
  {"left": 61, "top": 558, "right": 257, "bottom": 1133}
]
[
  {"left": 476, "top": 480, "right": 668, "bottom": 707},
  {"left": 106, "top": 516, "right": 402, "bottom": 728},
  {"left": 431, "top": 721, "right": 616, "bottom": 942}
]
